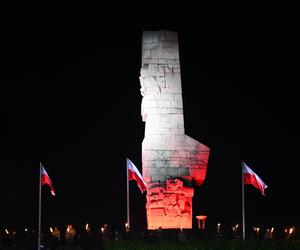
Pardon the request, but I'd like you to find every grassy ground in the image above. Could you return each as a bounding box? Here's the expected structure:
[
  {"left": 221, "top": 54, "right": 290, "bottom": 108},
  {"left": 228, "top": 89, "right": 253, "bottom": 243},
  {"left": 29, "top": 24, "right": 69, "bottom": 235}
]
[
  {"left": 1, "top": 234, "right": 299, "bottom": 250},
  {"left": 102, "top": 239, "right": 300, "bottom": 250},
  {"left": 1, "top": 240, "right": 299, "bottom": 250}
]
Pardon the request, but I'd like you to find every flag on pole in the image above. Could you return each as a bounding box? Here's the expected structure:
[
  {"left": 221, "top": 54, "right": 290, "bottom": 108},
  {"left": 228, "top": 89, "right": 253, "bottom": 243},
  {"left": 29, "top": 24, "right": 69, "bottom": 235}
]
[
  {"left": 127, "top": 158, "right": 147, "bottom": 193},
  {"left": 41, "top": 164, "right": 56, "bottom": 196},
  {"left": 242, "top": 161, "right": 268, "bottom": 196}
]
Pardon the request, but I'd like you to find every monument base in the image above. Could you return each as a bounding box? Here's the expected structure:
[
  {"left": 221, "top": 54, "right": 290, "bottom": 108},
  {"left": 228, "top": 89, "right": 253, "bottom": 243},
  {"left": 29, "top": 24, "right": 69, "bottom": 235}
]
[{"left": 146, "top": 179, "right": 193, "bottom": 229}]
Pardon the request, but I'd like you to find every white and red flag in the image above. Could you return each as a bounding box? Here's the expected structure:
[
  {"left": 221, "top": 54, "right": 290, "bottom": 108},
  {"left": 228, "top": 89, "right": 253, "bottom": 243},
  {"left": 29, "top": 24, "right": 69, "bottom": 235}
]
[
  {"left": 127, "top": 158, "right": 147, "bottom": 193},
  {"left": 41, "top": 164, "right": 56, "bottom": 196},
  {"left": 242, "top": 161, "right": 267, "bottom": 196}
]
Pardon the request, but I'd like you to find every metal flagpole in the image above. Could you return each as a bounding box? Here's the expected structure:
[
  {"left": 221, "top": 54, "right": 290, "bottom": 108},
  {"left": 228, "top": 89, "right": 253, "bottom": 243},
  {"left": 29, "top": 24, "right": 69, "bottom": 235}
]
[
  {"left": 126, "top": 159, "right": 130, "bottom": 230},
  {"left": 242, "top": 162, "right": 245, "bottom": 241},
  {"left": 38, "top": 162, "right": 42, "bottom": 250}
]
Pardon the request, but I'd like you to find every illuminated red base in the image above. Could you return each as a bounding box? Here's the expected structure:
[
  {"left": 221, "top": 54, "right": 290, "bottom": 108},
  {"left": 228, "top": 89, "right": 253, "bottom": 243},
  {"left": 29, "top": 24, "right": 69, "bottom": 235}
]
[{"left": 146, "top": 179, "right": 194, "bottom": 229}]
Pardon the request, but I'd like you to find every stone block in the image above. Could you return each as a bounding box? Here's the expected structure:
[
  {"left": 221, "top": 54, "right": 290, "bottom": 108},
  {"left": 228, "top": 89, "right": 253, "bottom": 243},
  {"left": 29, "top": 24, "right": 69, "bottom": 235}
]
[
  {"left": 150, "top": 134, "right": 176, "bottom": 150},
  {"left": 160, "top": 30, "right": 178, "bottom": 41},
  {"left": 141, "top": 30, "right": 210, "bottom": 229},
  {"left": 165, "top": 167, "right": 178, "bottom": 177},
  {"left": 178, "top": 168, "right": 190, "bottom": 176}
]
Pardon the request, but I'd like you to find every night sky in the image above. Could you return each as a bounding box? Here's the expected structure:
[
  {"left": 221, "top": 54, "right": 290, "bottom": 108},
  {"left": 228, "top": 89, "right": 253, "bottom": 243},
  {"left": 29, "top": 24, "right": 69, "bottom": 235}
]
[{"left": 1, "top": 13, "right": 299, "bottom": 232}]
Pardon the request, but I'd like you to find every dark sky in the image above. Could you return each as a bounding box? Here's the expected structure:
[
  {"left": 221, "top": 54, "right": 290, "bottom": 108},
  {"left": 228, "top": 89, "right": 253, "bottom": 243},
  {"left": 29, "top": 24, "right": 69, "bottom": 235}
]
[{"left": 1, "top": 12, "right": 299, "bottom": 232}]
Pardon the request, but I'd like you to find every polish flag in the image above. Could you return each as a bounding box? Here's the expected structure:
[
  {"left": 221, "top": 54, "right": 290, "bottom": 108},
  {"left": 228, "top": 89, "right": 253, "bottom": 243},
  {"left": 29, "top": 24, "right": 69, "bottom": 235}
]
[
  {"left": 127, "top": 158, "right": 147, "bottom": 193},
  {"left": 242, "top": 162, "right": 268, "bottom": 196},
  {"left": 41, "top": 165, "right": 56, "bottom": 196}
]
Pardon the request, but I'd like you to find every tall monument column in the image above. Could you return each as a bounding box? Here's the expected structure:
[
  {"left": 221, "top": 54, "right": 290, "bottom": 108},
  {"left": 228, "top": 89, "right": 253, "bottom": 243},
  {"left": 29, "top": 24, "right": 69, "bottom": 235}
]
[{"left": 140, "top": 30, "right": 210, "bottom": 229}]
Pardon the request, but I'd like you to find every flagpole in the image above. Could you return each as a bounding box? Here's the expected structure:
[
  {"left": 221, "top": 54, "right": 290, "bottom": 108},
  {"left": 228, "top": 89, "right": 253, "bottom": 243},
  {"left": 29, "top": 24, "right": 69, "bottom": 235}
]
[
  {"left": 38, "top": 162, "right": 42, "bottom": 250},
  {"left": 126, "top": 159, "right": 130, "bottom": 230},
  {"left": 242, "top": 162, "right": 245, "bottom": 241}
]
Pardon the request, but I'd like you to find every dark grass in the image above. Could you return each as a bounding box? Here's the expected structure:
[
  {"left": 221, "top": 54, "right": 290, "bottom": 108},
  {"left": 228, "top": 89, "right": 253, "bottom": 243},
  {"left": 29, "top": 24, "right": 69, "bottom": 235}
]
[
  {"left": 2, "top": 239, "right": 299, "bottom": 250},
  {"left": 103, "top": 239, "right": 300, "bottom": 250},
  {"left": 1, "top": 229, "right": 299, "bottom": 250}
]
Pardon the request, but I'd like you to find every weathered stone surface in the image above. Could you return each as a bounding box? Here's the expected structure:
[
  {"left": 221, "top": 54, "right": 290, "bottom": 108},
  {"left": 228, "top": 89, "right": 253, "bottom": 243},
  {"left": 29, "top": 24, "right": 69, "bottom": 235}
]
[{"left": 140, "top": 30, "right": 210, "bottom": 229}]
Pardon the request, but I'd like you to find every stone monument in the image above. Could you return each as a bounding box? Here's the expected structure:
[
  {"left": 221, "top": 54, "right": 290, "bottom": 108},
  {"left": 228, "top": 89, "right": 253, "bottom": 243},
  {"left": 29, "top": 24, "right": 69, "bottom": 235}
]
[{"left": 140, "top": 30, "right": 210, "bottom": 229}]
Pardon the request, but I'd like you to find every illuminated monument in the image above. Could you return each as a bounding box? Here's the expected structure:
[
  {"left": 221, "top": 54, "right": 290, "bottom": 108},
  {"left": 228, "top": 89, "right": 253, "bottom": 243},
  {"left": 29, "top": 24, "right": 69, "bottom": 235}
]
[{"left": 140, "top": 30, "right": 210, "bottom": 229}]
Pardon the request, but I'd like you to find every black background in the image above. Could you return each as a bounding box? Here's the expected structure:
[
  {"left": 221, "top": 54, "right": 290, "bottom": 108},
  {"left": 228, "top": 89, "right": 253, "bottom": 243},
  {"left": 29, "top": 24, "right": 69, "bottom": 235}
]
[{"left": 1, "top": 9, "right": 299, "bottom": 232}]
